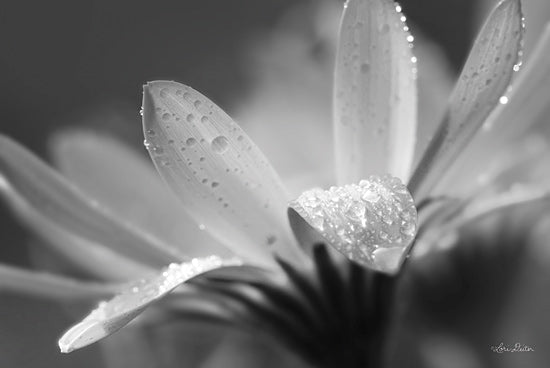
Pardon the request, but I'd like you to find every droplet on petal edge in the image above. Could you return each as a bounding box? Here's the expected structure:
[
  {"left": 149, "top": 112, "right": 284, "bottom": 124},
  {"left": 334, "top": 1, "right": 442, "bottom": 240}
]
[
  {"left": 408, "top": 0, "right": 524, "bottom": 200},
  {"left": 333, "top": 0, "right": 418, "bottom": 184},
  {"left": 58, "top": 256, "right": 242, "bottom": 353},
  {"left": 141, "top": 80, "right": 306, "bottom": 267},
  {"left": 289, "top": 174, "right": 417, "bottom": 273}
]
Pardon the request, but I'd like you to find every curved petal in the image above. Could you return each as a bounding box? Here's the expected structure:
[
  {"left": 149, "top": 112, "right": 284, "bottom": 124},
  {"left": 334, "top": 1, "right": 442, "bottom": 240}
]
[
  {"left": 408, "top": 0, "right": 524, "bottom": 200},
  {"left": 0, "top": 135, "right": 185, "bottom": 268},
  {"left": 58, "top": 256, "right": 245, "bottom": 353},
  {"left": 51, "top": 130, "right": 230, "bottom": 259},
  {"left": 434, "top": 23, "right": 550, "bottom": 197},
  {"left": 334, "top": 0, "right": 417, "bottom": 184},
  {"left": 0, "top": 264, "right": 120, "bottom": 301},
  {"left": 289, "top": 174, "right": 417, "bottom": 273},
  {"left": 142, "top": 81, "right": 306, "bottom": 267}
]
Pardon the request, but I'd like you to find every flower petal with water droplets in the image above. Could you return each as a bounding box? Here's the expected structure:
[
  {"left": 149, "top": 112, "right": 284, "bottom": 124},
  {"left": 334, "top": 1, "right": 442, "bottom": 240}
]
[
  {"left": 334, "top": 0, "right": 418, "bottom": 184},
  {"left": 434, "top": 23, "right": 550, "bottom": 197},
  {"left": 51, "top": 129, "right": 230, "bottom": 259},
  {"left": 289, "top": 174, "right": 417, "bottom": 273},
  {"left": 58, "top": 256, "right": 243, "bottom": 353},
  {"left": 142, "top": 81, "right": 306, "bottom": 267},
  {"left": 408, "top": 0, "right": 524, "bottom": 200},
  {"left": 0, "top": 135, "right": 186, "bottom": 268}
]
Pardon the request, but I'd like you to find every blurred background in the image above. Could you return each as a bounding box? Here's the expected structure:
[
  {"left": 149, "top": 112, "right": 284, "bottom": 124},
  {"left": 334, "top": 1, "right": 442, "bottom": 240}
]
[{"left": 1, "top": 0, "right": 549, "bottom": 367}]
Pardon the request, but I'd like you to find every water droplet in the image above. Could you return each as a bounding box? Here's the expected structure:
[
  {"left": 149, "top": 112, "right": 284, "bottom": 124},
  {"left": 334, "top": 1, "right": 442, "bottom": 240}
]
[
  {"left": 175, "top": 90, "right": 183, "bottom": 96},
  {"left": 162, "top": 112, "right": 171, "bottom": 121},
  {"left": 159, "top": 88, "right": 169, "bottom": 98},
  {"left": 406, "top": 35, "right": 414, "bottom": 43},
  {"left": 211, "top": 136, "right": 229, "bottom": 154},
  {"left": 143, "top": 139, "right": 150, "bottom": 148},
  {"left": 198, "top": 224, "right": 206, "bottom": 231},
  {"left": 201, "top": 116, "right": 209, "bottom": 123},
  {"left": 267, "top": 235, "right": 277, "bottom": 245},
  {"left": 139, "top": 108, "right": 144, "bottom": 116},
  {"left": 360, "top": 63, "right": 370, "bottom": 73},
  {"left": 237, "top": 135, "right": 244, "bottom": 141},
  {"left": 194, "top": 100, "right": 202, "bottom": 108},
  {"left": 167, "top": 139, "right": 174, "bottom": 145},
  {"left": 499, "top": 96, "right": 509, "bottom": 105},
  {"left": 153, "top": 146, "right": 164, "bottom": 154},
  {"left": 201, "top": 178, "right": 208, "bottom": 184},
  {"left": 147, "top": 129, "right": 156, "bottom": 136},
  {"left": 199, "top": 157, "right": 205, "bottom": 162},
  {"left": 186, "top": 114, "right": 195, "bottom": 123},
  {"left": 211, "top": 181, "right": 219, "bottom": 188},
  {"left": 186, "top": 137, "right": 197, "bottom": 146}
]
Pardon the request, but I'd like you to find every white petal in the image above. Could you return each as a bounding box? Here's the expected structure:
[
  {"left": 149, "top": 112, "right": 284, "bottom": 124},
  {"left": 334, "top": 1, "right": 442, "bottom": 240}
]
[
  {"left": 435, "top": 23, "right": 550, "bottom": 197},
  {"left": 51, "top": 129, "right": 230, "bottom": 259},
  {"left": 289, "top": 174, "right": 417, "bottom": 273},
  {"left": 0, "top": 264, "right": 120, "bottom": 300},
  {"left": 408, "top": 0, "right": 524, "bottom": 200},
  {"left": 0, "top": 135, "right": 184, "bottom": 269},
  {"left": 142, "top": 81, "right": 306, "bottom": 267},
  {"left": 334, "top": 0, "right": 417, "bottom": 184},
  {"left": 58, "top": 256, "right": 242, "bottom": 353}
]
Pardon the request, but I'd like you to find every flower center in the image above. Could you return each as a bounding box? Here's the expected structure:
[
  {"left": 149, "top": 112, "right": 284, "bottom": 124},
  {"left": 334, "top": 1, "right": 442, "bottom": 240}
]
[{"left": 290, "top": 174, "right": 417, "bottom": 273}]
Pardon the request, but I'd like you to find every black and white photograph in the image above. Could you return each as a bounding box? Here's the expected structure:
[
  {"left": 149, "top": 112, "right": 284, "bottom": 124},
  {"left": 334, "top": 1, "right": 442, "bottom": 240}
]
[{"left": 1, "top": 0, "right": 549, "bottom": 367}]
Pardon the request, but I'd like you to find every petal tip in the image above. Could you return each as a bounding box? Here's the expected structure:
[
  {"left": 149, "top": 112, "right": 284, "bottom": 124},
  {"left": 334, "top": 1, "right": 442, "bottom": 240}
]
[{"left": 58, "top": 320, "right": 104, "bottom": 354}]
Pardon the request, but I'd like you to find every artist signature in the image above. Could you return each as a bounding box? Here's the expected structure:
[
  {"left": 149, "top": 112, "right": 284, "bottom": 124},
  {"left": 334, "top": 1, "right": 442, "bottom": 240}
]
[{"left": 490, "top": 342, "right": 535, "bottom": 353}]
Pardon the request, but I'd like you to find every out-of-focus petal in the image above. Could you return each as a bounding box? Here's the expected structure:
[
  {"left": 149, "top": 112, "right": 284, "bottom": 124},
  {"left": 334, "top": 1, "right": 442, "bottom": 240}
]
[
  {"left": 1, "top": 143, "right": 154, "bottom": 281},
  {"left": 58, "top": 256, "right": 243, "bottom": 353},
  {"left": 32, "top": 226, "right": 151, "bottom": 281},
  {"left": 409, "top": 0, "right": 524, "bottom": 200},
  {"left": 413, "top": 186, "right": 549, "bottom": 260},
  {"left": 0, "top": 135, "right": 186, "bottom": 268},
  {"left": 474, "top": 138, "right": 550, "bottom": 195},
  {"left": 235, "top": 1, "right": 339, "bottom": 195},
  {"left": 0, "top": 264, "right": 119, "bottom": 300},
  {"left": 334, "top": 0, "right": 417, "bottom": 184},
  {"left": 142, "top": 81, "right": 306, "bottom": 267},
  {"left": 435, "top": 24, "right": 550, "bottom": 196},
  {"left": 51, "top": 130, "right": 229, "bottom": 258}
]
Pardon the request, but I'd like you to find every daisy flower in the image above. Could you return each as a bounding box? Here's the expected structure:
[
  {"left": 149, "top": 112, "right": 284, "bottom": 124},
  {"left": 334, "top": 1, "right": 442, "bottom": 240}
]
[{"left": 1, "top": 0, "right": 549, "bottom": 366}]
